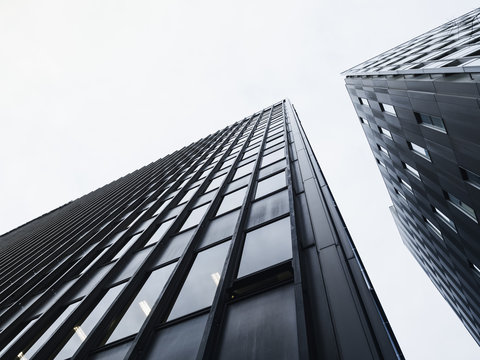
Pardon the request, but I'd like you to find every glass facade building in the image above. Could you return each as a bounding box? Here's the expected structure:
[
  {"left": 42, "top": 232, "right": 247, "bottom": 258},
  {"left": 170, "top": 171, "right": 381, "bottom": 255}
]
[
  {"left": 344, "top": 8, "right": 480, "bottom": 346},
  {"left": 0, "top": 100, "right": 401, "bottom": 359}
]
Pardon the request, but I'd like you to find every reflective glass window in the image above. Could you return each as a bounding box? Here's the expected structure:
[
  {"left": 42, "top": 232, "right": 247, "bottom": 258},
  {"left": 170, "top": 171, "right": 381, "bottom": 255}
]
[
  {"left": 238, "top": 217, "right": 292, "bottom": 277},
  {"left": 72, "top": 263, "right": 114, "bottom": 301},
  {"left": 255, "top": 171, "right": 286, "bottom": 199},
  {"left": 199, "top": 209, "right": 240, "bottom": 249},
  {"left": 258, "top": 159, "right": 286, "bottom": 179},
  {"left": 205, "top": 174, "right": 227, "bottom": 193},
  {"left": 261, "top": 148, "right": 284, "bottom": 167},
  {"left": 145, "top": 218, "right": 176, "bottom": 247},
  {"left": 247, "top": 190, "right": 289, "bottom": 229},
  {"left": 105, "top": 262, "right": 177, "bottom": 344},
  {"left": 225, "top": 175, "right": 250, "bottom": 194},
  {"left": 233, "top": 161, "right": 255, "bottom": 181},
  {"left": 180, "top": 203, "right": 210, "bottom": 231},
  {"left": 216, "top": 187, "right": 247, "bottom": 216},
  {"left": 113, "top": 232, "right": 143, "bottom": 261},
  {"left": 153, "top": 201, "right": 169, "bottom": 217},
  {"left": 168, "top": 241, "right": 231, "bottom": 320},
  {"left": 0, "top": 318, "right": 37, "bottom": 357},
  {"left": 154, "top": 229, "right": 195, "bottom": 267},
  {"left": 134, "top": 216, "right": 157, "bottom": 233},
  {"left": 54, "top": 284, "right": 126, "bottom": 359},
  {"left": 113, "top": 247, "right": 152, "bottom": 283},
  {"left": 179, "top": 186, "right": 199, "bottom": 205}
]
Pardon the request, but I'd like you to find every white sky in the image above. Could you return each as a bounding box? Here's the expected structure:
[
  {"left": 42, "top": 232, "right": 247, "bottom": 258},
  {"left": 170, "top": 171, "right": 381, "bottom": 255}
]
[{"left": 1, "top": 1, "right": 479, "bottom": 358}]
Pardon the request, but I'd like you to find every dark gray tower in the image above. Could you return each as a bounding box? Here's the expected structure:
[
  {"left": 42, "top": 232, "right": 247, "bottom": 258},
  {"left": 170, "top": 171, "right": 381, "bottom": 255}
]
[
  {"left": 344, "top": 8, "right": 480, "bottom": 346},
  {"left": 0, "top": 100, "right": 401, "bottom": 359}
]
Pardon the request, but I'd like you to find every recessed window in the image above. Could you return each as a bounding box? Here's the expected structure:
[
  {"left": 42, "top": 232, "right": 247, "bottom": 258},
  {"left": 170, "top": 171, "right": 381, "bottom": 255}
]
[
  {"left": 180, "top": 203, "right": 210, "bottom": 231},
  {"left": 408, "top": 141, "right": 431, "bottom": 161},
  {"left": 216, "top": 187, "right": 247, "bottom": 216},
  {"left": 432, "top": 206, "right": 457, "bottom": 232},
  {"left": 379, "top": 126, "right": 393, "bottom": 139},
  {"left": 145, "top": 218, "right": 176, "bottom": 247},
  {"left": 394, "top": 188, "right": 407, "bottom": 201},
  {"left": 233, "top": 161, "right": 255, "bottom": 181},
  {"left": 460, "top": 167, "right": 480, "bottom": 189},
  {"left": 398, "top": 177, "right": 413, "bottom": 192},
  {"left": 376, "top": 158, "right": 386, "bottom": 168},
  {"left": 358, "top": 97, "right": 369, "bottom": 106},
  {"left": 255, "top": 171, "right": 286, "bottom": 199},
  {"left": 380, "top": 103, "right": 396, "bottom": 116},
  {"left": 377, "top": 144, "right": 390, "bottom": 158},
  {"left": 444, "top": 191, "right": 477, "bottom": 222},
  {"left": 359, "top": 117, "right": 369, "bottom": 125},
  {"left": 261, "top": 148, "right": 285, "bottom": 168},
  {"left": 414, "top": 112, "right": 446, "bottom": 132},
  {"left": 424, "top": 217, "right": 442, "bottom": 239},
  {"left": 403, "top": 162, "right": 420, "bottom": 179}
]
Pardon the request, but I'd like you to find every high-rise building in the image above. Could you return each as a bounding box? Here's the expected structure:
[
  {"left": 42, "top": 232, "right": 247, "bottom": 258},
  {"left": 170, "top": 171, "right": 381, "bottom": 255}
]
[
  {"left": 344, "top": 8, "right": 480, "bottom": 345},
  {"left": 0, "top": 100, "right": 401, "bottom": 359}
]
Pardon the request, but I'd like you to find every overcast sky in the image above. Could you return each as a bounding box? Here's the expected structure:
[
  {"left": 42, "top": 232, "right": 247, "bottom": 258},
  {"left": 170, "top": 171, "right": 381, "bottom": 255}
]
[{"left": 1, "top": 1, "right": 479, "bottom": 358}]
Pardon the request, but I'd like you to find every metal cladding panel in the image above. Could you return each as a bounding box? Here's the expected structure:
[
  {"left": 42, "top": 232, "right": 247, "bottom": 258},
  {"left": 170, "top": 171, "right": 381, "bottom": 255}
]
[{"left": 0, "top": 100, "right": 401, "bottom": 359}]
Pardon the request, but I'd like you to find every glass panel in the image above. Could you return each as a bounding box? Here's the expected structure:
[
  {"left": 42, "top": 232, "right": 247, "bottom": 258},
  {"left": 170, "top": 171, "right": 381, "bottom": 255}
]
[
  {"left": 21, "top": 301, "right": 80, "bottom": 359},
  {"left": 238, "top": 217, "right": 292, "bottom": 277},
  {"left": 134, "top": 216, "right": 157, "bottom": 233},
  {"left": 113, "top": 232, "right": 143, "bottom": 261},
  {"left": 217, "top": 285, "right": 298, "bottom": 360},
  {"left": 0, "top": 318, "right": 37, "bottom": 357},
  {"left": 205, "top": 174, "right": 227, "bottom": 193},
  {"left": 180, "top": 203, "right": 210, "bottom": 232},
  {"left": 233, "top": 161, "right": 255, "bottom": 181},
  {"left": 168, "top": 241, "right": 231, "bottom": 320},
  {"left": 54, "top": 284, "right": 126, "bottom": 359},
  {"left": 154, "top": 229, "right": 195, "bottom": 267},
  {"left": 198, "top": 210, "right": 240, "bottom": 249},
  {"left": 247, "top": 190, "right": 289, "bottom": 229},
  {"left": 255, "top": 171, "right": 286, "bottom": 199},
  {"left": 261, "top": 148, "right": 284, "bottom": 167},
  {"left": 145, "top": 314, "right": 208, "bottom": 360},
  {"left": 112, "top": 247, "right": 152, "bottom": 283},
  {"left": 90, "top": 341, "right": 133, "bottom": 360},
  {"left": 105, "top": 230, "right": 127, "bottom": 246},
  {"left": 105, "top": 262, "right": 177, "bottom": 344},
  {"left": 258, "top": 159, "right": 286, "bottom": 179},
  {"left": 145, "top": 218, "right": 176, "bottom": 247},
  {"left": 71, "top": 264, "right": 114, "bottom": 301},
  {"left": 216, "top": 187, "right": 247, "bottom": 216},
  {"left": 194, "top": 190, "right": 216, "bottom": 207}
]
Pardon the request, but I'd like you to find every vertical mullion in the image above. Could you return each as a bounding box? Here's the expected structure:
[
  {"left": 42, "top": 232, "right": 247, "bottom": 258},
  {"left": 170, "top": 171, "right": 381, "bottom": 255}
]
[{"left": 195, "top": 107, "right": 273, "bottom": 360}]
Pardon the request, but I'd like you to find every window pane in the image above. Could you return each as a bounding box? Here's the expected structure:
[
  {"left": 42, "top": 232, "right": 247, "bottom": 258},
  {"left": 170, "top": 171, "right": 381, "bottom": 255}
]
[
  {"left": 238, "top": 217, "right": 292, "bottom": 277},
  {"left": 255, "top": 171, "right": 286, "bottom": 199},
  {"left": 134, "top": 216, "right": 157, "bottom": 233},
  {"left": 113, "top": 232, "right": 142, "bottom": 261},
  {"left": 233, "top": 161, "right": 255, "bottom": 181},
  {"left": 145, "top": 218, "right": 176, "bottom": 247},
  {"left": 247, "top": 190, "right": 289, "bottom": 229},
  {"left": 90, "top": 341, "right": 133, "bottom": 360},
  {"left": 113, "top": 247, "right": 152, "bottom": 283},
  {"left": 72, "top": 264, "right": 114, "bottom": 301},
  {"left": 205, "top": 174, "right": 227, "bottom": 193},
  {"left": 258, "top": 159, "right": 286, "bottom": 179},
  {"left": 216, "top": 187, "right": 247, "bottom": 216},
  {"left": 145, "top": 314, "right": 208, "bottom": 360},
  {"left": 217, "top": 285, "right": 298, "bottom": 360},
  {"left": 105, "top": 262, "right": 177, "bottom": 344},
  {"left": 55, "top": 284, "right": 126, "bottom": 359},
  {"left": 22, "top": 301, "right": 80, "bottom": 358},
  {"left": 199, "top": 210, "right": 240, "bottom": 249},
  {"left": 261, "top": 148, "right": 285, "bottom": 167},
  {"left": 180, "top": 203, "right": 209, "bottom": 232},
  {"left": 168, "top": 241, "right": 231, "bottom": 320},
  {"left": 153, "top": 229, "right": 195, "bottom": 267}
]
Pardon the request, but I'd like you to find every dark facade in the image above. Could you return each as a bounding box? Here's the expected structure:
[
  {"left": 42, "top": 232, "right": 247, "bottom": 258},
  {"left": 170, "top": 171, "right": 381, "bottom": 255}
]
[
  {"left": 344, "top": 8, "right": 480, "bottom": 345},
  {"left": 0, "top": 100, "right": 401, "bottom": 359}
]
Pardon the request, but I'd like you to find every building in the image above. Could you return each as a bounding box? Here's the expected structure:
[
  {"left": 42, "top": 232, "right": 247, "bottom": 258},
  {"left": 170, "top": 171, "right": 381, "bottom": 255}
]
[
  {"left": 344, "top": 8, "right": 480, "bottom": 345},
  {"left": 0, "top": 100, "right": 402, "bottom": 359}
]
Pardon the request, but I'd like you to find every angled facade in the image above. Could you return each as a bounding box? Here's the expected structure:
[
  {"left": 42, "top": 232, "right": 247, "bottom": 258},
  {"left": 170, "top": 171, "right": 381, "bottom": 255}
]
[
  {"left": 0, "top": 100, "right": 401, "bottom": 359},
  {"left": 344, "top": 8, "right": 480, "bottom": 345}
]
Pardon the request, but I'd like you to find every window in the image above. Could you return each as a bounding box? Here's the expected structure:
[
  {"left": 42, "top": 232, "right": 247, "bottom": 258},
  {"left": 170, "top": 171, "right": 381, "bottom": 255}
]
[
  {"left": 394, "top": 188, "right": 407, "bottom": 201},
  {"left": 398, "top": 177, "right": 413, "bottom": 192},
  {"left": 403, "top": 162, "right": 420, "bottom": 179},
  {"left": 113, "top": 232, "right": 143, "bottom": 260},
  {"left": 261, "top": 148, "right": 285, "bottom": 168},
  {"left": 359, "top": 117, "right": 369, "bottom": 125},
  {"left": 105, "top": 262, "right": 177, "bottom": 344},
  {"left": 379, "top": 126, "right": 392, "bottom": 139},
  {"left": 469, "top": 261, "right": 480, "bottom": 278},
  {"left": 205, "top": 174, "right": 227, "bottom": 193},
  {"left": 460, "top": 167, "right": 480, "bottom": 189},
  {"left": 255, "top": 171, "right": 286, "bottom": 199},
  {"left": 247, "top": 190, "right": 289, "bottom": 229},
  {"left": 433, "top": 206, "right": 457, "bottom": 231},
  {"left": 445, "top": 191, "right": 477, "bottom": 222},
  {"left": 199, "top": 209, "right": 240, "bottom": 249},
  {"left": 358, "top": 97, "right": 369, "bottom": 106},
  {"left": 408, "top": 141, "right": 431, "bottom": 161},
  {"left": 55, "top": 284, "right": 126, "bottom": 359},
  {"left": 238, "top": 217, "right": 292, "bottom": 278},
  {"left": 153, "top": 229, "right": 195, "bottom": 267},
  {"left": 380, "top": 103, "right": 396, "bottom": 116},
  {"left": 424, "top": 217, "right": 442, "bottom": 239},
  {"left": 377, "top": 144, "right": 390, "bottom": 158},
  {"left": 216, "top": 187, "right": 247, "bottom": 216},
  {"left": 113, "top": 248, "right": 152, "bottom": 283},
  {"left": 414, "top": 112, "right": 446, "bottom": 132},
  {"left": 168, "top": 241, "right": 231, "bottom": 320},
  {"left": 180, "top": 203, "right": 210, "bottom": 231},
  {"left": 233, "top": 161, "right": 255, "bottom": 181},
  {"left": 145, "top": 218, "right": 176, "bottom": 247},
  {"left": 376, "top": 158, "right": 386, "bottom": 168}
]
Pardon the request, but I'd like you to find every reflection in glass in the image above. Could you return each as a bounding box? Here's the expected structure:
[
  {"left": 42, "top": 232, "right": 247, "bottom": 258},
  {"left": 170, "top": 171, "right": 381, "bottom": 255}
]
[
  {"left": 216, "top": 187, "right": 247, "bottom": 216},
  {"left": 153, "top": 229, "right": 195, "bottom": 267},
  {"left": 238, "top": 217, "right": 292, "bottom": 277},
  {"left": 168, "top": 241, "right": 231, "bottom": 320},
  {"left": 180, "top": 203, "right": 210, "bottom": 231},
  {"left": 261, "top": 148, "right": 284, "bottom": 167},
  {"left": 113, "top": 232, "right": 142, "bottom": 261},
  {"left": 199, "top": 209, "right": 240, "bottom": 249},
  {"left": 105, "top": 262, "right": 176, "bottom": 344},
  {"left": 54, "top": 284, "right": 126, "bottom": 359},
  {"left": 255, "top": 171, "right": 286, "bottom": 199},
  {"left": 247, "top": 190, "right": 289, "bottom": 229},
  {"left": 144, "top": 218, "right": 176, "bottom": 247},
  {"left": 232, "top": 161, "right": 255, "bottom": 181}
]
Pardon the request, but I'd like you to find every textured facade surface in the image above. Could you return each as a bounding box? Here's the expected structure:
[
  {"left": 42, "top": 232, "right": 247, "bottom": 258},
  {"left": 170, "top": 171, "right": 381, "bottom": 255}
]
[
  {"left": 344, "top": 8, "right": 480, "bottom": 345},
  {"left": 0, "top": 100, "right": 401, "bottom": 359}
]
